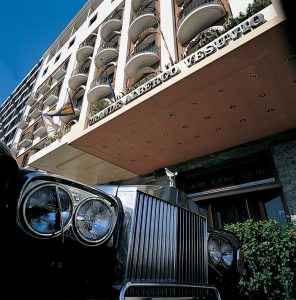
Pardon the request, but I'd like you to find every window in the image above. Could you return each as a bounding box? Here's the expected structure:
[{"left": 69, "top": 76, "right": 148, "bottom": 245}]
[
  {"left": 42, "top": 67, "right": 48, "bottom": 76},
  {"left": 54, "top": 54, "right": 61, "bottom": 64},
  {"left": 89, "top": 14, "right": 97, "bottom": 26},
  {"left": 68, "top": 38, "right": 75, "bottom": 49}
]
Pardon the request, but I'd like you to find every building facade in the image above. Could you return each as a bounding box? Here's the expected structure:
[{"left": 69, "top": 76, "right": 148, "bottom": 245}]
[
  {"left": 0, "top": 60, "right": 42, "bottom": 155},
  {"left": 11, "top": 0, "right": 296, "bottom": 227}
]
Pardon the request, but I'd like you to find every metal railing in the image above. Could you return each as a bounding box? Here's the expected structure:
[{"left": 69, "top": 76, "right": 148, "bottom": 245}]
[
  {"left": 127, "top": 43, "right": 159, "bottom": 61},
  {"left": 178, "top": 0, "right": 223, "bottom": 24},
  {"left": 20, "top": 115, "right": 30, "bottom": 124},
  {"left": 132, "top": 6, "right": 159, "bottom": 22},
  {"left": 97, "top": 41, "right": 119, "bottom": 53},
  {"left": 33, "top": 119, "right": 45, "bottom": 132},
  {"left": 104, "top": 10, "right": 122, "bottom": 23},
  {"left": 90, "top": 75, "right": 114, "bottom": 89},
  {"left": 20, "top": 132, "right": 33, "bottom": 142},
  {"left": 78, "top": 37, "right": 96, "bottom": 49},
  {"left": 71, "top": 67, "right": 90, "bottom": 77},
  {"left": 29, "top": 102, "right": 44, "bottom": 115}
]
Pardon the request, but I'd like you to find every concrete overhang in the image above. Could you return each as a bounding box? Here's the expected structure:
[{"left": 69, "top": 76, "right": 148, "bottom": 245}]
[{"left": 29, "top": 2, "right": 296, "bottom": 184}]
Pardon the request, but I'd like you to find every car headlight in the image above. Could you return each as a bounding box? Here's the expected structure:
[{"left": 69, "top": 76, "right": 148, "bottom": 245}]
[
  {"left": 74, "top": 198, "right": 113, "bottom": 245},
  {"left": 208, "top": 237, "right": 222, "bottom": 265},
  {"left": 221, "top": 240, "right": 234, "bottom": 268},
  {"left": 22, "top": 184, "right": 73, "bottom": 237}
]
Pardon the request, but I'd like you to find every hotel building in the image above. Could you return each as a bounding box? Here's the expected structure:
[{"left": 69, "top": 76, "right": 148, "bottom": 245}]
[
  {"left": 11, "top": 0, "right": 296, "bottom": 227},
  {"left": 0, "top": 61, "right": 42, "bottom": 157}
]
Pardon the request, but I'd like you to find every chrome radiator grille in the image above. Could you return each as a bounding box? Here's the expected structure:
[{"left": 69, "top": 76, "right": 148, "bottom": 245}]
[{"left": 125, "top": 192, "right": 207, "bottom": 285}]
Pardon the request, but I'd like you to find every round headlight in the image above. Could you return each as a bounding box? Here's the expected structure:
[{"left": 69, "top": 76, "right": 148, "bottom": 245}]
[
  {"left": 23, "top": 185, "right": 72, "bottom": 237},
  {"left": 208, "top": 237, "right": 222, "bottom": 265},
  {"left": 74, "top": 198, "right": 113, "bottom": 244},
  {"left": 221, "top": 240, "right": 234, "bottom": 268}
]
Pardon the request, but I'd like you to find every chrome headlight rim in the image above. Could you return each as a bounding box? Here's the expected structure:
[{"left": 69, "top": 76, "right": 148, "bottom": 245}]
[
  {"left": 208, "top": 237, "right": 222, "bottom": 266},
  {"left": 73, "top": 197, "right": 115, "bottom": 246},
  {"left": 21, "top": 183, "right": 73, "bottom": 238},
  {"left": 220, "top": 239, "right": 234, "bottom": 269}
]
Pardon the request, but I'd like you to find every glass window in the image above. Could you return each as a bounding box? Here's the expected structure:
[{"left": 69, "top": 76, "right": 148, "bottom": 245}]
[{"left": 264, "top": 195, "right": 287, "bottom": 226}]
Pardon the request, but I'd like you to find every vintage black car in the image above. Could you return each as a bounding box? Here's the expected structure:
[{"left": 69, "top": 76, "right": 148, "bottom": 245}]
[{"left": 0, "top": 143, "right": 244, "bottom": 300}]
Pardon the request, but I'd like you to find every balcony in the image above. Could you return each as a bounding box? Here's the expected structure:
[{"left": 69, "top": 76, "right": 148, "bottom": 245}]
[
  {"left": 38, "top": 77, "right": 52, "bottom": 95},
  {"left": 18, "top": 115, "right": 30, "bottom": 129},
  {"left": 76, "top": 38, "right": 96, "bottom": 63},
  {"left": 177, "top": 0, "right": 226, "bottom": 44},
  {"left": 52, "top": 61, "right": 68, "bottom": 80},
  {"left": 43, "top": 86, "right": 59, "bottom": 107},
  {"left": 88, "top": 75, "right": 115, "bottom": 104},
  {"left": 68, "top": 67, "right": 89, "bottom": 90},
  {"left": 95, "top": 42, "right": 119, "bottom": 68},
  {"left": 100, "top": 11, "right": 122, "bottom": 41},
  {"left": 33, "top": 121, "right": 47, "bottom": 137},
  {"left": 29, "top": 102, "right": 44, "bottom": 120},
  {"left": 19, "top": 132, "right": 33, "bottom": 149},
  {"left": 125, "top": 43, "right": 160, "bottom": 77},
  {"left": 129, "top": 7, "right": 159, "bottom": 42},
  {"left": 132, "top": 0, "right": 143, "bottom": 12},
  {"left": 27, "top": 92, "right": 40, "bottom": 106},
  {"left": 60, "top": 107, "right": 81, "bottom": 124}
]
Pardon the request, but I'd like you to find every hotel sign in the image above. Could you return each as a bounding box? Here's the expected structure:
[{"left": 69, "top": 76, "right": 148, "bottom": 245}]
[{"left": 89, "top": 13, "right": 265, "bottom": 127}]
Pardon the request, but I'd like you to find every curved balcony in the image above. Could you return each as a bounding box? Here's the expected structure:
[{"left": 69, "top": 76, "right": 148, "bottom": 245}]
[
  {"left": 27, "top": 92, "right": 40, "bottom": 106},
  {"left": 68, "top": 67, "right": 89, "bottom": 90},
  {"left": 33, "top": 120, "right": 47, "bottom": 137},
  {"left": 60, "top": 107, "right": 81, "bottom": 124},
  {"left": 129, "top": 7, "right": 159, "bottom": 42},
  {"left": 38, "top": 77, "right": 52, "bottom": 95},
  {"left": 125, "top": 43, "right": 160, "bottom": 77},
  {"left": 76, "top": 39, "right": 96, "bottom": 63},
  {"left": 100, "top": 12, "right": 122, "bottom": 41},
  {"left": 18, "top": 115, "right": 30, "bottom": 129},
  {"left": 88, "top": 75, "right": 115, "bottom": 104},
  {"left": 132, "top": 0, "right": 143, "bottom": 12},
  {"left": 177, "top": 0, "right": 226, "bottom": 44},
  {"left": 19, "top": 132, "right": 33, "bottom": 149},
  {"left": 95, "top": 42, "right": 119, "bottom": 68},
  {"left": 29, "top": 103, "right": 44, "bottom": 120},
  {"left": 43, "top": 86, "right": 60, "bottom": 107}
]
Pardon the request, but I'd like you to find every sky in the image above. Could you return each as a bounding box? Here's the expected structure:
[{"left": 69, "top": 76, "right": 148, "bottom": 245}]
[{"left": 0, "top": 0, "right": 87, "bottom": 104}]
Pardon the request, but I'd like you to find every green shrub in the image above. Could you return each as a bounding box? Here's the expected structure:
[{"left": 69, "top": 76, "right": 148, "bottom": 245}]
[{"left": 225, "top": 220, "right": 296, "bottom": 300}]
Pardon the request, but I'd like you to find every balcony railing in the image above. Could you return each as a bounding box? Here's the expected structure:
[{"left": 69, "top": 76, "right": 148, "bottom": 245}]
[
  {"left": 27, "top": 92, "right": 40, "bottom": 106},
  {"left": 19, "top": 132, "right": 34, "bottom": 148},
  {"left": 132, "top": 6, "right": 159, "bottom": 22},
  {"left": 98, "top": 41, "right": 119, "bottom": 53},
  {"left": 105, "top": 10, "right": 122, "bottom": 23},
  {"left": 127, "top": 43, "right": 159, "bottom": 61},
  {"left": 78, "top": 38, "right": 96, "bottom": 49},
  {"left": 43, "top": 86, "right": 60, "bottom": 107},
  {"left": 33, "top": 120, "right": 47, "bottom": 137},
  {"left": 90, "top": 75, "right": 114, "bottom": 89},
  {"left": 178, "top": 0, "right": 223, "bottom": 24},
  {"left": 18, "top": 115, "right": 30, "bottom": 129},
  {"left": 71, "top": 67, "right": 90, "bottom": 77}
]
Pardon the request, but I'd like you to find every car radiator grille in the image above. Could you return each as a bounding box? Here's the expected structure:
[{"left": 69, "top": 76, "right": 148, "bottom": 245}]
[{"left": 125, "top": 191, "right": 208, "bottom": 286}]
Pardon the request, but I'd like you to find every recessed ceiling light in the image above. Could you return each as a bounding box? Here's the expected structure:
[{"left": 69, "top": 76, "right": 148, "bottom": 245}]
[
  {"left": 163, "top": 133, "right": 169, "bottom": 137},
  {"left": 240, "top": 118, "right": 247, "bottom": 123},
  {"left": 287, "top": 55, "right": 296, "bottom": 63},
  {"left": 217, "top": 88, "right": 224, "bottom": 95},
  {"left": 176, "top": 142, "right": 182, "bottom": 145},
  {"left": 168, "top": 112, "right": 175, "bottom": 117},
  {"left": 230, "top": 105, "right": 236, "bottom": 110},
  {"left": 144, "top": 154, "right": 148, "bottom": 158},
  {"left": 117, "top": 153, "right": 122, "bottom": 156},
  {"left": 131, "top": 129, "right": 137, "bottom": 134},
  {"left": 204, "top": 116, "right": 211, "bottom": 120},
  {"left": 182, "top": 125, "right": 189, "bottom": 129},
  {"left": 131, "top": 159, "right": 136, "bottom": 162},
  {"left": 216, "top": 127, "right": 222, "bottom": 131},
  {"left": 194, "top": 135, "right": 200, "bottom": 139},
  {"left": 192, "top": 101, "right": 198, "bottom": 106},
  {"left": 267, "top": 108, "right": 274, "bottom": 112},
  {"left": 248, "top": 73, "right": 257, "bottom": 80},
  {"left": 148, "top": 121, "right": 155, "bottom": 126},
  {"left": 146, "top": 140, "right": 152, "bottom": 144},
  {"left": 130, "top": 146, "right": 135, "bottom": 150},
  {"left": 259, "top": 92, "right": 267, "bottom": 98}
]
